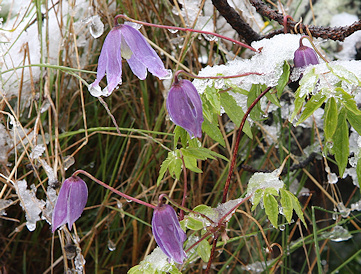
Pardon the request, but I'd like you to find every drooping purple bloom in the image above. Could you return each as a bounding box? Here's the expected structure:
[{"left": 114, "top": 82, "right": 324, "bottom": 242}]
[
  {"left": 52, "top": 176, "right": 88, "bottom": 232},
  {"left": 166, "top": 79, "right": 204, "bottom": 138},
  {"left": 152, "top": 204, "right": 187, "bottom": 264},
  {"left": 293, "top": 39, "right": 319, "bottom": 68},
  {"left": 89, "top": 23, "right": 169, "bottom": 97}
]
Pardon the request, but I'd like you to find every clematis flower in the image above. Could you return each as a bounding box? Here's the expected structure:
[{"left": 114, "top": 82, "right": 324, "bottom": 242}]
[
  {"left": 52, "top": 176, "right": 88, "bottom": 232},
  {"left": 166, "top": 78, "right": 204, "bottom": 138},
  {"left": 152, "top": 204, "right": 187, "bottom": 264},
  {"left": 89, "top": 23, "right": 169, "bottom": 97},
  {"left": 293, "top": 38, "right": 319, "bottom": 68}
]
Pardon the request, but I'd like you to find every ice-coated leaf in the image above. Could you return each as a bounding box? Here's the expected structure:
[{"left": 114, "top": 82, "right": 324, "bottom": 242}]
[
  {"left": 264, "top": 193, "right": 279, "bottom": 228},
  {"left": 333, "top": 108, "right": 349, "bottom": 177},
  {"left": 324, "top": 97, "right": 338, "bottom": 141},
  {"left": 327, "top": 63, "right": 361, "bottom": 86},
  {"left": 290, "top": 92, "right": 306, "bottom": 122},
  {"left": 280, "top": 188, "right": 293, "bottom": 224},
  {"left": 296, "top": 91, "right": 327, "bottom": 126},
  {"left": 336, "top": 87, "right": 361, "bottom": 115},
  {"left": 276, "top": 61, "right": 290, "bottom": 98},
  {"left": 220, "top": 92, "right": 252, "bottom": 138},
  {"left": 298, "top": 67, "right": 319, "bottom": 98},
  {"left": 202, "top": 119, "right": 226, "bottom": 147},
  {"left": 184, "top": 216, "right": 204, "bottom": 231},
  {"left": 251, "top": 189, "right": 264, "bottom": 211},
  {"left": 196, "top": 238, "right": 211, "bottom": 262}
]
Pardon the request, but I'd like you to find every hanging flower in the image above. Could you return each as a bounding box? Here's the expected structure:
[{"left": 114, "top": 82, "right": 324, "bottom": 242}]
[
  {"left": 293, "top": 38, "right": 319, "bottom": 68},
  {"left": 52, "top": 176, "right": 88, "bottom": 232},
  {"left": 166, "top": 78, "right": 204, "bottom": 138},
  {"left": 89, "top": 23, "right": 169, "bottom": 97},
  {"left": 151, "top": 204, "right": 187, "bottom": 264}
]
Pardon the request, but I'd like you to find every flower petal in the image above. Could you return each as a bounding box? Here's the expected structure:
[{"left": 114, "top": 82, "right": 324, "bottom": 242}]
[
  {"left": 52, "top": 179, "right": 72, "bottom": 232},
  {"left": 151, "top": 204, "right": 187, "bottom": 264},
  {"left": 66, "top": 177, "right": 88, "bottom": 231},
  {"left": 127, "top": 55, "right": 148, "bottom": 80},
  {"left": 120, "top": 25, "right": 168, "bottom": 79},
  {"left": 166, "top": 79, "right": 204, "bottom": 138}
]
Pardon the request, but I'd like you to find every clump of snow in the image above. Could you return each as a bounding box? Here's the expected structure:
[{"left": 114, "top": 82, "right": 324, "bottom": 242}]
[
  {"left": 16, "top": 180, "right": 45, "bottom": 231},
  {"left": 29, "top": 144, "right": 46, "bottom": 160},
  {"left": 135, "top": 247, "right": 175, "bottom": 272},
  {"left": 0, "top": 199, "right": 13, "bottom": 216},
  {"left": 193, "top": 34, "right": 306, "bottom": 95},
  {"left": 330, "top": 13, "right": 361, "bottom": 60}
]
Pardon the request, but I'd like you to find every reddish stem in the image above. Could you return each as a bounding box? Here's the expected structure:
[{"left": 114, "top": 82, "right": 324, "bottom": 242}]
[
  {"left": 73, "top": 170, "right": 156, "bottom": 209},
  {"left": 114, "top": 14, "right": 258, "bottom": 52}
]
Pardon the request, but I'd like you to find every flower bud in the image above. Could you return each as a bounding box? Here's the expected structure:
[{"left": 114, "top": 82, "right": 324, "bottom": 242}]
[
  {"left": 293, "top": 39, "right": 319, "bottom": 68},
  {"left": 166, "top": 79, "right": 204, "bottom": 138},
  {"left": 52, "top": 176, "right": 88, "bottom": 232},
  {"left": 151, "top": 204, "right": 187, "bottom": 264}
]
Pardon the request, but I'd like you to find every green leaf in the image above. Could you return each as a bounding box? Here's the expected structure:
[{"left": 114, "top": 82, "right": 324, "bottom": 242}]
[
  {"left": 280, "top": 188, "right": 293, "bottom": 224},
  {"left": 184, "top": 216, "right": 204, "bottom": 230},
  {"left": 157, "top": 150, "right": 182, "bottom": 186},
  {"left": 183, "top": 154, "right": 203, "bottom": 173},
  {"left": 290, "top": 92, "right": 306, "bottom": 122},
  {"left": 247, "top": 84, "right": 263, "bottom": 121},
  {"left": 181, "top": 147, "right": 229, "bottom": 162},
  {"left": 174, "top": 126, "right": 188, "bottom": 148},
  {"left": 357, "top": 157, "right": 361, "bottom": 189},
  {"left": 193, "top": 204, "right": 215, "bottom": 217},
  {"left": 346, "top": 109, "right": 361, "bottom": 135},
  {"left": 336, "top": 87, "right": 361, "bottom": 115},
  {"left": 264, "top": 193, "right": 279, "bottom": 228},
  {"left": 265, "top": 90, "right": 281, "bottom": 108},
  {"left": 327, "top": 63, "right": 361, "bottom": 86},
  {"left": 197, "top": 238, "right": 212, "bottom": 263},
  {"left": 220, "top": 92, "right": 252, "bottom": 138},
  {"left": 296, "top": 91, "right": 327, "bottom": 125},
  {"left": 251, "top": 189, "right": 264, "bottom": 211},
  {"left": 276, "top": 61, "right": 290, "bottom": 97},
  {"left": 323, "top": 97, "right": 338, "bottom": 141},
  {"left": 204, "top": 86, "right": 221, "bottom": 114},
  {"left": 289, "top": 192, "right": 307, "bottom": 227},
  {"left": 332, "top": 108, "right": 349, "bottom": 177},
  {"left": 202, "top": 119, "right": 226, "bottom": 147}
]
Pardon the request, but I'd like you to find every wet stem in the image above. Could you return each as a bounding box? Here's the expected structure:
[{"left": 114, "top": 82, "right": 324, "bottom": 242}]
[{"left": 205, "top": 86, "right": 272, "bottom": 273}]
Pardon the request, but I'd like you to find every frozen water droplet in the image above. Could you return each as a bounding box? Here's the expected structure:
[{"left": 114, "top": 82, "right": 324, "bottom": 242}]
[
  {"left": 337, "top": 202, "right": 350, "bottom": 218},
  {"left": 89, "top": 15, "right": 104, "bottom": 38},
  {"left": 326, "top": 142, "right": 333, "bottom": 149},
  {"left": 168, "top": 28, "right": 178, "bottom": 33},
  {"left": 63, "top": 155, "right": 75, "bottom": 170},
  {"left": 327, "top": 172, "right": 338, "bottom": 184},
  {"left": 279, "top": 224, "right": 285, "bottom": 231},
  {"left": 117, "top": 201, "right": 122, "bottom": 209},
  {"left": 40, "top": 100, "right": 51, "bottom": 113},
  {"left": 159, "top": 69, "right": 173, "bottom": 80},
  {"left": 325, "top": 166, "right": 330, "bottom": 173},
  {"left": 126, "top": 199, "right": 132, "bottom": 203},
  {"left": 124, "top": 21, "right": 142, "bottom": 30},
  {"left": 329, "top": 225, "right": 352, "bottom": 242},
  {"left": 88, "top": 84, "right": 102, "bottom": 97},
  {"left": 29, "top": 144, "right": 46, "bottom": 160},
  {"left": 202, "top": 33, "right": 218, "bottom": 42},
  {"left": 108, "top": 239, "right": 116, "bottom": 251}
]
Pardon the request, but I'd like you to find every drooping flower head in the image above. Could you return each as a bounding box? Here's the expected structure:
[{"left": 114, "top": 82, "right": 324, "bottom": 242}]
[
  {"left": 52, "top": 176, "right": 88, "bottom": 232},
  {"left": 151, "top": 204, "right": 187, "bottom": 264},
  {"left": 293, "top": 38, "right": 319, "bottom": 68},
  {"left": 89, "top": 23, "right": 169, "bottom": 97},
  {"left": 166, "top": 78, "right": 204, "bottom": 138}
]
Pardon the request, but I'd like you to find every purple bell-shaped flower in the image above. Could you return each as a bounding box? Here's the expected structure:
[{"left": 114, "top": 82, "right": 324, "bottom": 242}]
[
  {"left": 89, "top": 23, "right": 169, "bottom": 97},
  {"left": 152, "top": 204, "right": 187, "bottom": 264},
  {"left": 52, "top": 176, "right": 88, "bottom": 232},
  {"left": 166, "top": 78, "right": 204, "bottom": 138},
  {"left": 293, "top": 38, "right": 319, "bottom": 68}
]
